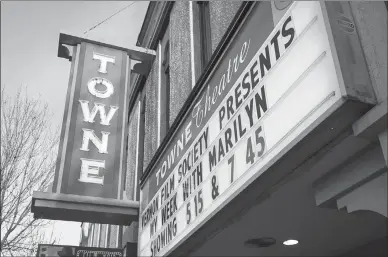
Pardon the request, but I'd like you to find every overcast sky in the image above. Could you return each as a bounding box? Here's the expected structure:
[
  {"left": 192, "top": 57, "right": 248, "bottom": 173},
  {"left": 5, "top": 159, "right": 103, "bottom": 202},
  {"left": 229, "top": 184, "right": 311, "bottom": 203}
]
[{"left": 1, "top": 1, "right": 148, "bottom": 246}]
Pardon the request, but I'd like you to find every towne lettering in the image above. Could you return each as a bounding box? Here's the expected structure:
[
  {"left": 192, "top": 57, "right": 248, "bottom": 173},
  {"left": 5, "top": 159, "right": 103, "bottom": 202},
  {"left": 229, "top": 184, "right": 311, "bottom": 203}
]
[{"left": 78, "top": 53, "right": 118, "bottom": 184}]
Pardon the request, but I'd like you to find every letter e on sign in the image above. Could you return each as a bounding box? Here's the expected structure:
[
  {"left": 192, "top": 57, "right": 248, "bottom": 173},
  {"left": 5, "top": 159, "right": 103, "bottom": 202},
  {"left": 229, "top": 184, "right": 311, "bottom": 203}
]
[{"left": 80, "top": 158, "right": 105, "bottom": 184}]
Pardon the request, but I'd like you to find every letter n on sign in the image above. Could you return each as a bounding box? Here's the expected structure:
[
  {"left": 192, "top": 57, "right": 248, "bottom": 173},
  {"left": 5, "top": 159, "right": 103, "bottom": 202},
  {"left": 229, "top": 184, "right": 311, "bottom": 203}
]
[{"left": 52, "top": 33, "right": 155, "bottom": 199}]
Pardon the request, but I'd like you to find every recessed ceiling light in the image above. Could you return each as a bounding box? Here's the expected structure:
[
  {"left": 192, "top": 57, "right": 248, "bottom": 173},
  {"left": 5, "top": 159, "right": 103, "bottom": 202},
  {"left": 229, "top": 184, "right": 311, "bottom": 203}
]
[{"left": 283, "top": 239, "right": 298, "bottom": 246}]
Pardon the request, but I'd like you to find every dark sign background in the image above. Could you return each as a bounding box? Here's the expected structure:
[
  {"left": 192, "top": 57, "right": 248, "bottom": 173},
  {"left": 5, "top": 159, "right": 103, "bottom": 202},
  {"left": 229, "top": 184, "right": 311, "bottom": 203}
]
[{"left": 52, "top": 42, "right": 129, "bottom": 199}]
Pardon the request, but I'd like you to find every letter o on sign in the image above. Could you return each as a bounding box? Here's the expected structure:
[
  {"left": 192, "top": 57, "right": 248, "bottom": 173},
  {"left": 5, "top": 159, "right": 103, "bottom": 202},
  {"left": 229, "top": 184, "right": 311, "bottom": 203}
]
[{"left": 87, "top": 77, "right": 114, "bottom": 98}]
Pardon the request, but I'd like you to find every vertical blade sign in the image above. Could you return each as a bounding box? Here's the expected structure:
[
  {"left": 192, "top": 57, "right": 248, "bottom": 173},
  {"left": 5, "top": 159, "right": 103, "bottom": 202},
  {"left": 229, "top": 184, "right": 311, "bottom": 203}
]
[{"left": 53, "top": 42, "right": 130, "bottom": 199}]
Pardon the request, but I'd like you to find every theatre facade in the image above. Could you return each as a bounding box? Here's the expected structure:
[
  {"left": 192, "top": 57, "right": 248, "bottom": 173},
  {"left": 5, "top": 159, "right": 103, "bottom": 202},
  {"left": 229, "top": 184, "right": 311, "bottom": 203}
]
[{"left": 32, "top": 1, "right": 387, "bottom": 256}]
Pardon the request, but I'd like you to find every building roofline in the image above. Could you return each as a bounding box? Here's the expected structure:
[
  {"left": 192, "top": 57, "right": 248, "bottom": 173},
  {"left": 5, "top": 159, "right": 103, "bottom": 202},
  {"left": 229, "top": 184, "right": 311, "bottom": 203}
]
[{"left": 136, "top": 2, "right": 156, "bottom": 47}]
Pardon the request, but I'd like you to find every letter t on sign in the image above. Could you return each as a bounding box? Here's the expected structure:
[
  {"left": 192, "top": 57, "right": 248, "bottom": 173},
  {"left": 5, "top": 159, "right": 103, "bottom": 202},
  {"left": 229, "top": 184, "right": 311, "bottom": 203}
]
[{"left": 93, "top": 52, "right": 115, "bottom": 74}]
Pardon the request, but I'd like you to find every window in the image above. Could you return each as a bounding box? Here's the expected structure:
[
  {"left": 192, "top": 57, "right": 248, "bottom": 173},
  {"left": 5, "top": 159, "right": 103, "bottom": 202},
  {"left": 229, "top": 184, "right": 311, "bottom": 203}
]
[
  {"left": 89, "top": 224, "right": 94, "bottom": 246},
  {"left": 198, "top": 1, "right": 212, "bottom": 71},
  {"left": 162, "top": 39, "right": 170, "bottom": 131},
  {"left": 158, "top": 25, "right": 170, "bottom": 145},
  {"left": 105, "top": 224, "right": 110, "bottom": 247},
  {"left": 190, "top": 1, "right": 212, "bottom": 85}
]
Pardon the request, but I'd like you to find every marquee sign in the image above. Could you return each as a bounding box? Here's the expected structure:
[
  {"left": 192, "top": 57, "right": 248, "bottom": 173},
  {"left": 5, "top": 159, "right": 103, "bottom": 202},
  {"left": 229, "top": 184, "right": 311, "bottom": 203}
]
[
  {"left": 138, "top": 1, "right": 374, "bottom": 256},
  {"left": 52, "top": 40, "right": 131, "bottom": 199},
  {"left": 37, "top": 244, "right": 123, "bottom": 257}
]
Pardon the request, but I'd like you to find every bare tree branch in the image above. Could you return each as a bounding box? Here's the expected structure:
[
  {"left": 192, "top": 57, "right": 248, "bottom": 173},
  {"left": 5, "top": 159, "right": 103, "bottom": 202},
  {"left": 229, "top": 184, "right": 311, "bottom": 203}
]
[{"left": 1, "top": 85, "right": 60, "bottom": 256}]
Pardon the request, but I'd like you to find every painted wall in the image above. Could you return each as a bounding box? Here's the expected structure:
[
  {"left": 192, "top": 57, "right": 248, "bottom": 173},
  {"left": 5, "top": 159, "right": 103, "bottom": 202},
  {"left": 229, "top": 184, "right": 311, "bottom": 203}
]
[
  {"left": 209, "top": 1, "right": 242, "bottom": 53},
  {"left": 143, "top": 59, "right": 159, "bottom": 172},
  {"left": 169, "top": 1, "right": 193, "bottom": 125},
  {"left": 122, "top": 222, "right": 139, "bottom": 245},
  {"left": 126, "top": 95, "right": 140, "bottom": 201}
]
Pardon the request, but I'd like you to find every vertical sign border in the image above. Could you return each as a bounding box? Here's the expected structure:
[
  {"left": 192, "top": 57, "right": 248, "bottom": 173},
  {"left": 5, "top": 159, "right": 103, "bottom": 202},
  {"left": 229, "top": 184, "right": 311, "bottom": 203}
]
[{"left": 56, "top": 44, "right": 81, "bottom": 193}]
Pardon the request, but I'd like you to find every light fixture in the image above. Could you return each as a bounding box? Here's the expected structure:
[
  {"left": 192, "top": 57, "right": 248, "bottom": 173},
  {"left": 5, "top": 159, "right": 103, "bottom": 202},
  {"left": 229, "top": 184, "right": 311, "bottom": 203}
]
[{"left": 283, "top": 239, "right": 298, "bottom": 246}]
